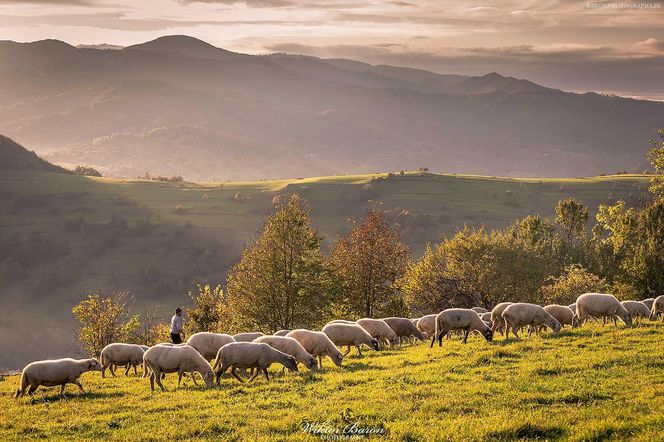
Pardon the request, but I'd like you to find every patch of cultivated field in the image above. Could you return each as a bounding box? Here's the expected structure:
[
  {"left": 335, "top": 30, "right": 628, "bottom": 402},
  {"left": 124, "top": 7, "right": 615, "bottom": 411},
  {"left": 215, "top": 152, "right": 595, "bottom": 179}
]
[{"left": 2, "top": 323, "right": 664, "bottom": 441}]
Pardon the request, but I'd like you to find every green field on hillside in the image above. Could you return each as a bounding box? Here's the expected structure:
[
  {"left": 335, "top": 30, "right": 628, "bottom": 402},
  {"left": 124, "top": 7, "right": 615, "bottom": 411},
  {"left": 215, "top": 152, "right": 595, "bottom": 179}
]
[
  {"left": 2, "top": 323, "right": 663, "bottom": 441},
  {"left": 0, "top": 170, "right": 651, "bottom": 369}
]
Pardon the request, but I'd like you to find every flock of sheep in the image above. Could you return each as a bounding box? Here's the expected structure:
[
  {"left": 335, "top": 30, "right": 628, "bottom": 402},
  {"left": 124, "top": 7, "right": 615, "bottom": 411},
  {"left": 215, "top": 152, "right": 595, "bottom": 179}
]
[{"left": 14, "top": 293, "right": 664, "bottom": 398}]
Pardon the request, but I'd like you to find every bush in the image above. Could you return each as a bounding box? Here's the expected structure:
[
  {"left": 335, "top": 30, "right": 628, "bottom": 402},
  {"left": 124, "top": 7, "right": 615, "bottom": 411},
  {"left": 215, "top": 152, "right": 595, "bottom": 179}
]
[{"left": 73, "top": 165, "right": 102, "bottom": 177}]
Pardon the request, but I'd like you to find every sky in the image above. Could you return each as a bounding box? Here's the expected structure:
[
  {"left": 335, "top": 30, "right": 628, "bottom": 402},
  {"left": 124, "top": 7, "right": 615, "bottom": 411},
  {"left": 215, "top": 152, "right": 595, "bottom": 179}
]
[{"left": 1, "top": 0, "right": 663, "bottom": 99}]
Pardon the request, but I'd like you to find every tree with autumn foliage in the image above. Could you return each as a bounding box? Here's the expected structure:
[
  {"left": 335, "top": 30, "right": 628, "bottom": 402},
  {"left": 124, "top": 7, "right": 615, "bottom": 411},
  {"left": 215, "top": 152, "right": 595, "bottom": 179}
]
[
  {"left": 72, "top": 291, "right": 138, "bottom": 357},
  {"left": 330, "top": 209, "right": 410, "bottom": 318},
  {"left": 225, "top": 194, "right": 330, "bottom": 332}
]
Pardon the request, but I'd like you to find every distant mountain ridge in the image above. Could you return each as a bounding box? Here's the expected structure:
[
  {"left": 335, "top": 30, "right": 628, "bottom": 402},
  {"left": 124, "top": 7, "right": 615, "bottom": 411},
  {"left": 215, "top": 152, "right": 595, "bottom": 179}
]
[{"left": 0, "top": 35, "right": 661, "bottom": 180}]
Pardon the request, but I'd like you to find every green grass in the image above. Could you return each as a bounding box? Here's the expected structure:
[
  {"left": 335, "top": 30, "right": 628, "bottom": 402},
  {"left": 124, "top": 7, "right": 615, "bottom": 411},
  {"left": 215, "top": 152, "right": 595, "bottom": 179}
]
[{"left": 2, "top": 323, "right": 664, "bottom": 441}]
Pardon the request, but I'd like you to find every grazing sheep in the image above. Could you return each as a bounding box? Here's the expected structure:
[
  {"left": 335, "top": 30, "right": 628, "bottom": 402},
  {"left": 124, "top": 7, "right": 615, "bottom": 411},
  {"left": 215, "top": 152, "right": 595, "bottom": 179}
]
[
  {"left": 254, "top": 336, "right": 317, "bottom": 371},
  {"left": 286, "top": 329, "right": 344, "bottom": 369},
  {"left": 382, "top": 317, "right": 425, "bottom": 345},
  {"left": 325, "top": 320, "right": 356, "bottom": 326},
  {"left": 642, "top": 298, "right": 655, "bottom": 311},
  {"left": 502, "top": 303, "right": 562, "bottom": 340},
  {"left": 356, "top": 318, "right": 399, "bottom": 348},
  {"left": 100, "top": 343, "right": 146, "bottom": 378},
  {"left": 543, "top": 305, "right": 580, "bottom": 329},
  {"left": 416, "top": 314, "right": 437, "bottom": 339},
  {"left": 430, "top": 309, "right": 493, "bottom": 347},
  {"left": 471, "top": 307, "right": 489, "bottom": 314},
  {"left": 232, "top": 332, "right": 265, "bottom": 342},
  {"left": 274, "top": 330, "right": 291, "bottom": 336},
  {"left": 186, "top": 332, "right": 235, "bottom": 360},
  {"left": 213, "top": 342, "right": 298, "bottom": 383},
  {"left": 490, "top": 302, "right": 513, "bottom": 335},
  {"left": 576, "top": 293, "right": 632, "bottom": 327},
  {"left": 620, "top": 301, "right": 651, "bottom": 325},
  {"left": 480, "top": 312, "right": 493, "bottom": 325},
  {"left": 143, "top": 344, "right": 215, "bottom": 392},
  {"left": 650, "top": 296, "right": 664, "bottom": 321},
  {"left": 15, "top": 358, "right": 102, "bottom": 398},
  {"left": 322, "top": 323, "right": 379, "bottom": 356}
]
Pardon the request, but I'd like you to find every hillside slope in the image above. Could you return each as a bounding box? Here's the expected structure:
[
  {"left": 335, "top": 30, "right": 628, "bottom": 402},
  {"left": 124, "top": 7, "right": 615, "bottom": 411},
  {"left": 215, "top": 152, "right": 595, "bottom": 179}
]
[
  {"left": 0, "top": 135, "right": 69, "bottom": 173},
  {"left": 0, "top": 36, "right": 662, "bottom": 180},
  {"left": 2, "top": 324, "right": 664, "bottom": 440},
  {"left": 0, "top": 168, "right": 649, "bottom": 369}
]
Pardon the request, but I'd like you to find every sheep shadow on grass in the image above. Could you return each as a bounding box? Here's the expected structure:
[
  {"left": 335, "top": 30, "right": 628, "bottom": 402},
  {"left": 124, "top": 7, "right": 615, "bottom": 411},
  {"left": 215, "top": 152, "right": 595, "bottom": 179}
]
[{"left": 28, "top": 390, "right": 124, "bottom": 404}]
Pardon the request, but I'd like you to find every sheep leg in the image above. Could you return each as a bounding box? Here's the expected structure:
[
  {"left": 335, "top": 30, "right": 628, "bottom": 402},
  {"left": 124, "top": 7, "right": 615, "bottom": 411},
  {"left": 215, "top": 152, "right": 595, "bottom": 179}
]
[
  {"left": 262, "top": 368, "right": 270, "bottom": 382},
  {"left": 230, "top": 368, "right": 245, "bottom": 384},
  {"left": 215, "top": 365, "right": 229, "bottom": 385},
  {"left": 248, "top": 368, "right": 261, "bottom": 383},
  {"left": 462, "top": 329, "right": 469, "bottom": 344},
  {"left": 154, "top": 369, "right": 166, "bottom": 392},
  {"left": 511, "top": 325, "right": 521, "bottom": 341},
  {"left": 60, "top": 385, "right": 66, "bottom": 396},
  {"left": 190, "top": 373, "right": 199, "bottom": 386},
  {"left": 356, "top": 345, "right": 363, "bottom": 356},
  {"left": 343, "top": 346, "right": 351, "bottom": 357},
  {"left": 74, "top": 380, "right": 84, "bottom": 393},
  {"left": 437, "top": 328, "right": 448, "bottom": 347},
  {"left": 149, "top": 372, "right": 155, "bottom": 392},
  {"left": 318, "top": 357, "right": 324, "bottom": 369},
  {"left": 125, "top": 364, "right": 131, "bottom": 376},
  {"left": 177, "top": 371, "right": 183, "bottom": 387},
  {"left": 28, "top": 384, "right": 38, "bottom": 396},
  {"left": 429, "top": 334, "right": 436, "bottom": 348},
  {"left": 133, "top": 365, "right": 138, "bottom": 376},
  {"left": 505, "top": 320, "right": 510, "bottom": 339},
  {"left": 613, "top": 317, "right": 618, "bottom": 327},
  {"left": 109, "top": 365, "right": 116, "bottom": 377}
]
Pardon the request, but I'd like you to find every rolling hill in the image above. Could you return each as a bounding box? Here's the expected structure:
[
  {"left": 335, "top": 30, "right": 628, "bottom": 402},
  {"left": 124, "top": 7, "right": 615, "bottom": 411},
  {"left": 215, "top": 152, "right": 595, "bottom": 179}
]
[
  {"left": 1, "top": 36, "right": 662, "bottom": 181},
  {"left": 0, "top": 137, "right": 651, "bottom": 368}
]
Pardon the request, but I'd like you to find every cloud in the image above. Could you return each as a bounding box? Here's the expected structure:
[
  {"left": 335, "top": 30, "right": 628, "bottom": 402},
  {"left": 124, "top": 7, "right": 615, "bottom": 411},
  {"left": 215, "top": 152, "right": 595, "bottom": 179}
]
[{"left": 177, "top": 0, "right": 293, "bottom": 6}]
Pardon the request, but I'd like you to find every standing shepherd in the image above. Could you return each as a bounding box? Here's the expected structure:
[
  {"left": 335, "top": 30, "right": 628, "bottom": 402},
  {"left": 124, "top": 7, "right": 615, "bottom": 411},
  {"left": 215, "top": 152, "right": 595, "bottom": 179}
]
[{"left": 170, "top": 306, "right": 185, "bottom": 344}]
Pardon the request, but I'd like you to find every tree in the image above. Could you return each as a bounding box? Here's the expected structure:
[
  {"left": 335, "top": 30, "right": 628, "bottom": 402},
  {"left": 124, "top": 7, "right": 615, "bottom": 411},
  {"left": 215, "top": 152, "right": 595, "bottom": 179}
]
[
  {"left": 72, "top": 291, "right": 138, "bottom": 357},
  {"left": 225, "top": 194, "right": 330, "bottom": 332},
  {"left": 131, "top": 306, "right": 165, "bottom": 346},
  {"left": 539, "top": 264, "right": 606, "bottom": 305},
  {"left": 330, "top": 209, "right": 409, "bottom": 317},
  {"left": 648, "top": 129, "right": 664, "bottom": 200},
  {"left": 187, "top": 284, "right": 225, "bottom": 333},
  {"left": 555, "top": 198, "right": 589, "bottom": 241}
]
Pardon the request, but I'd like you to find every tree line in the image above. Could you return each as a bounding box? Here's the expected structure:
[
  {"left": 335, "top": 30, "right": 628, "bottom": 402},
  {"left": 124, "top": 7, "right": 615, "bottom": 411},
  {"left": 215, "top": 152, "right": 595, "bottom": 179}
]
[{"left": 73, "top": 130, "right": 664, "bottom": 355}]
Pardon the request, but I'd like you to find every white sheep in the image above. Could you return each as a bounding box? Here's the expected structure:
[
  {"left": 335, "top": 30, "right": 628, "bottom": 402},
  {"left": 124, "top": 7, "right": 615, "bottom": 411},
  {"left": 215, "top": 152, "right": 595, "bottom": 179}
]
[
  {"left": 502, "top": 303, "right": 562, "bottom": 340},
  {"left": 15, "top": 358, "right": 102, "bottom": 398},
  {"left": 649, "top": 295, "right": 664, "bottom": 321},
  {"left": 213, "top": 342, "right": 298, "bottom": 383},
  {"left": 232, "top": 332, "right": 265, "bottom": 342},
  {"left": 642, "top": 298, "right": 655, "bottom": 311},
  {"left": 382, "top": 317, "right": 425, "bottom": 345},
  {"left": 416, "top": 314, "right": 437, "bottom": 339},
  {"left": 576, "top": 293, "right": 632, "bottom": 327},
  {"left": 325, "top": 320, "right": 356, "bottom": 325},
  {"left": 100, "top": 343, "right": 146, "bottom": 378},
  {"left": 143, "top": 344, "right": 215, "bottom": 391},
  {"left": 490, "top": 302, "right": 513, "bottom": 335},
  {"left": 254, "top": 335, "right": 317, "bottom": 371},
  {"left": 618, "top": 301, "right": 650, "bottom": 325},
  {"left": 322, "top": 322, "right": 379, "bottom": 356},
  {"left": 286, "top": 329, "right": 344, "bottom": 369},
  {"left": 186, "top": 332, "right": 236, "bottom": 361},
  {"left": 543, "top": 305, "right": 580, "bottom": 329},
  {"left": 356, "top": 318, "right": 399, "bottom": 348},
  {"left": 430, "top": 309, "right": 493, "bottom": 347},
  {"left": 274, "top": 330, "right": 291, "bottom": 336},
  {"left": 471, "top": 307, "right": 488, "bottom": 314}
]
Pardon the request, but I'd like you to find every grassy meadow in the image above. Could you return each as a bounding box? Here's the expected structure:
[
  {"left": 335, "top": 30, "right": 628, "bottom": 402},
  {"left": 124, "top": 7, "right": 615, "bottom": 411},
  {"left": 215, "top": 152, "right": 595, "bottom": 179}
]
[{"left": 2, "top": 322, "right": 664, "bottom": 441}]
